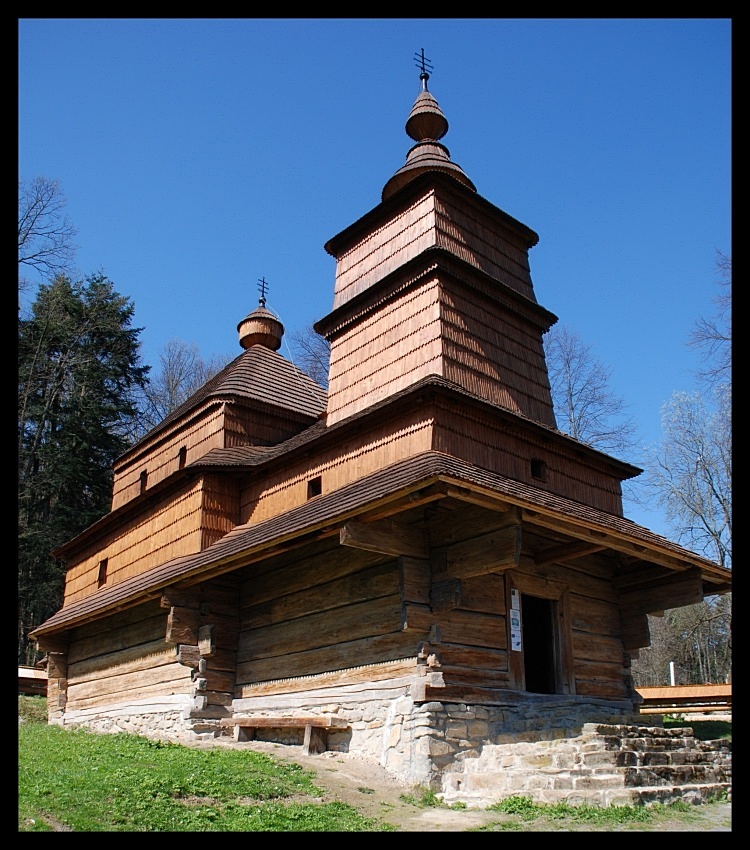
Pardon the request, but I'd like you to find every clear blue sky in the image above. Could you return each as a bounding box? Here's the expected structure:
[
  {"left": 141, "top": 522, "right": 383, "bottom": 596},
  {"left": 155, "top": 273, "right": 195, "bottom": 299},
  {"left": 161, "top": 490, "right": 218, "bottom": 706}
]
[{"left": 18, "top": 18, "right": 731, "bottom": 540}]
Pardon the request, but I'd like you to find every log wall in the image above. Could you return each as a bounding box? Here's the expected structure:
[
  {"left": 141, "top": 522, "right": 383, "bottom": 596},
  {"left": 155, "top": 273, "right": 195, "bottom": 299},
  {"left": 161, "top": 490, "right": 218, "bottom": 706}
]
[
  {"left": 235, "top": 540, "right": 418, "bottom": 692},
  {"left": 232, "top": 499, "right": 628, "bottom": 703},
  {"left": 64, "top": 601, "right": 193, "bottom": 713}
]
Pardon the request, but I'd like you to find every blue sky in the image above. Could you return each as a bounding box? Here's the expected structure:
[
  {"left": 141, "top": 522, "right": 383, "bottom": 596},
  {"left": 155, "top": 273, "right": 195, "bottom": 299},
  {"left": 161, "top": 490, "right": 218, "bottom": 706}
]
[{"left": 18, "top": 18, "right": 731, "bottom": 540}]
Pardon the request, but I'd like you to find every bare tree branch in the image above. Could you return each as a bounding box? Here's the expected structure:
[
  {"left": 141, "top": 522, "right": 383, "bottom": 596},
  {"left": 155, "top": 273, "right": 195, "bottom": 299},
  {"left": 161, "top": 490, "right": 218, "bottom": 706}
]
[
  {"left": 544, "top": 324, "right": 638, "bottom": 456},
  {"left": 18, "top": 177, "right": 78, "bottom": 295}
]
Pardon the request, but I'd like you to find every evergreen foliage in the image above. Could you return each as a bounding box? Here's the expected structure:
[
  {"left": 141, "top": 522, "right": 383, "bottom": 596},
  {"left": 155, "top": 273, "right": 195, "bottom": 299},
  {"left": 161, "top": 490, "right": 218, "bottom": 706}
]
[{"left": 17, "top": 273, "right": 149, "bottom": 663}]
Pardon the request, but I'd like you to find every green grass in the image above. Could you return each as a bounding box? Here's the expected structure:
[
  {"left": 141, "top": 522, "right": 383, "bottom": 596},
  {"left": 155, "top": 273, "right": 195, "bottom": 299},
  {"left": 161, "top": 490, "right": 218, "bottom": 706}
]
[
  {"left": 18, "top": 698, "right": 392, "bottom": 832},
  {"left": 661, "top": 716, "right": 732, "bottom": 742},
  {"left": 18, "top": 696, "right": 730, "bottom": 832}
]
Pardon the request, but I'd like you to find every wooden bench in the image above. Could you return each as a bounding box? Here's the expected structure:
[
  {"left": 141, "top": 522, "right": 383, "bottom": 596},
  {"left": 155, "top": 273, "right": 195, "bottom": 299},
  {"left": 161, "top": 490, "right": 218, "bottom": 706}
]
[{"left": 219, "top": 716, "right": 350, "bottom": 755}]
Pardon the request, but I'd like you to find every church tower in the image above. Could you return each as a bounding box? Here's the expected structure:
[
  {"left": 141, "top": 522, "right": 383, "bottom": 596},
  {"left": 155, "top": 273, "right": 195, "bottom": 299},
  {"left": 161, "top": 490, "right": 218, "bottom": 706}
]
[{"left": 316, "top": 57, "right": 559, "bottom": 430}]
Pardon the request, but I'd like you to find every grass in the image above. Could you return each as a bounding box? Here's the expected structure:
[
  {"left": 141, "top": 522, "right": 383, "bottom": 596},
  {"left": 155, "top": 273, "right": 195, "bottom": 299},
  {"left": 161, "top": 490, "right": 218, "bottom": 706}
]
[
  {"left": 474, "top": 795, "right": 722, "bottom": 832},
  {"left": 18, "top": 697, "right": 392, "bottom": 832},
  {"left": 18, "top": 696, "right": 731, "bottom": 832},
  {"left": 662, "top": 715, "right": 732, "bottom": 742}
]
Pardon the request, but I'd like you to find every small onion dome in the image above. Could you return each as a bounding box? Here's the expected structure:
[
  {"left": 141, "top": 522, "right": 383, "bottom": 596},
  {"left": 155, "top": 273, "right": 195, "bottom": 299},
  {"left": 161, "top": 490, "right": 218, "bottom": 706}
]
[
  {"left": 382, "top": 73, "right": 476, "bottom": 201},
  {"left": 237, "top": 304, "right": 284, "bottom": 351}
]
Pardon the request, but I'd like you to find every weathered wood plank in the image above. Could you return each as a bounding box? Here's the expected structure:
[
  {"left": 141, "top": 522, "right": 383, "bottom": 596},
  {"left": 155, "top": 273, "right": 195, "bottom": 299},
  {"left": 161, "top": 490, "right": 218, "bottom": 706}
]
[
  {"left": 617, "top": 567, "right": 704, "bottom": 614},
  {"left": 67, "top": 661, "right": 192, "bottom": 704},
  {"left": 437, "top": 609, "right": 507, "bottom": 650},
  {"left": 241, "top": 561, "right": 398, "bottom": 629},
  {"left": 340, "top": 519, "right": 428, "bottom": 558},
  {"left": 239, "top": 595, "right": 403, "bottom": 661},
  {"left": 220, "top": 716, "right": 350, "bottom": 729},
  {"left": 68, "top": 611, "right": 167, "bottom": 664},
  {"left": 458, "top": 573, "right": 506, "bottom": 614},
  {"left": 237, "top": 633, "right": 418, "bottom": 686},
  {"left": 399, "top": 557, "right": 431, "bottom": 605},
  {"left": 240, "top": 543, "right": 388, "bottom": 605},
  {"left": 68, "top": 641, "right": 175, "bottom": 682},
  {"left": 569, "top": 595, "right": 621, "bottom": 638},
  {"left": 571, "top": 632, "right": 624, "bottom": 664}
]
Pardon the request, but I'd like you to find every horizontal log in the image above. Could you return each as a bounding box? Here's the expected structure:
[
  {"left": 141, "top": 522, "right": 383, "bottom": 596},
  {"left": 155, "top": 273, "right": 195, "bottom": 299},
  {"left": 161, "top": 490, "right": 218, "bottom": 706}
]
[
  {"left": 237, "top": 633, "right": 418, "bottom": 687},
  {"left": 442, "top": 523, "right": 522, "bottom": 580},
  {"left": 239, "top": 595, "right": 402, "bottom": 661},
  {"left": 68, "top": 609, "right": 166, "bottom": 664},
  {"left": 340, "top": 519, "right": 428, "bottom": 558},
  {"left": 241, "top": 562, "right": 397, "bottom": 629},
  {"left": 68, "top": 640, "right": 175, "bottom": 682},
  {"left": 66, "top": 664, "right": 193, "bottom": 708},
  {"left": 618, "top": 568, "right": 704, "bottom": 614},
  {"left": 437, "top": 608, "right": 507, "bottom": 650}
]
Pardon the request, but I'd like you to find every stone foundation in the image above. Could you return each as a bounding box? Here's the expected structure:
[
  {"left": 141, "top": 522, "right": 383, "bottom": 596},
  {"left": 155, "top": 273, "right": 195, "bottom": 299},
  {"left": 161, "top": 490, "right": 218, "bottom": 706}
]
[{"left": 50, "top": 678, "right": 731, "bottom": 807}]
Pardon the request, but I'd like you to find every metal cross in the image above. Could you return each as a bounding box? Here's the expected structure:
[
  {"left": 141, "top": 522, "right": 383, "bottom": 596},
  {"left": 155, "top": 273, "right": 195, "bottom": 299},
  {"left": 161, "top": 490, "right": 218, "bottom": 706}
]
[
  {"left": 414, "top": 48, "right": 434, "bottom": 80},
  {"left": 257, "top": 276, "right": 269, "bottom": 306}
]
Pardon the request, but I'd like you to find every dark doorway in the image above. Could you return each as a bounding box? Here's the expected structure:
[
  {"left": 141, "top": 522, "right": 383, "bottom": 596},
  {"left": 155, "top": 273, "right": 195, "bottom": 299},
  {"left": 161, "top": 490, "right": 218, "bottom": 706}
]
[{"left": 521, "top": 594, "right": 556, "bottom": 694}]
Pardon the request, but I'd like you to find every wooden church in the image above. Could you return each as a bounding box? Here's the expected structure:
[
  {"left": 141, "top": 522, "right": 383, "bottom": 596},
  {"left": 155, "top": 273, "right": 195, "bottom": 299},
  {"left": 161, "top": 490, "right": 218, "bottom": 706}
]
[{"left": 31, "top": 62, "right": 731, "bottom": 807}]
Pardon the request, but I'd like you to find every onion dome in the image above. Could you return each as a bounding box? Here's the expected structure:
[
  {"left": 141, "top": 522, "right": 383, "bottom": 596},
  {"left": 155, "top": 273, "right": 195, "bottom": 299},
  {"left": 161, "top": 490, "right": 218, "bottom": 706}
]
[
  {"left": 237, "top": 299, "right": 284, "bottom": 351},
  {"left": 382, "top": 61, "right": 476, "bottom": 201}
]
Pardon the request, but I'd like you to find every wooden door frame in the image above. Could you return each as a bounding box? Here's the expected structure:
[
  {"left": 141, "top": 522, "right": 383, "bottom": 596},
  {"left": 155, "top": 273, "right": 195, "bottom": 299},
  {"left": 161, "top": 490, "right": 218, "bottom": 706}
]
[{"left": 505, "top": 570, "right": 575, "bottom": 695}]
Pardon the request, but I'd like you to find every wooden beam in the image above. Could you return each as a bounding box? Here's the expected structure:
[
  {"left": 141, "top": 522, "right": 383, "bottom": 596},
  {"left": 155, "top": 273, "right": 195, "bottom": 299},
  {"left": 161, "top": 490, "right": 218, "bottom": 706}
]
[
  {"left": 534, "top": 540, "right": 606, "bottom": 567},
  {"left": 340, "top": 519, "right": 428, "bottom": 558},
  {"left": 618, "top": 567, "right": 704, "bottom": 614},
  {"left": 440, "top": 522, "right": 521, "bottom": 580},
  {"left": 165, "top": 606, "right": 198, "bottom": 645},
  {"left": 442, "top": 486, "right": 514, "bottom": 514}
]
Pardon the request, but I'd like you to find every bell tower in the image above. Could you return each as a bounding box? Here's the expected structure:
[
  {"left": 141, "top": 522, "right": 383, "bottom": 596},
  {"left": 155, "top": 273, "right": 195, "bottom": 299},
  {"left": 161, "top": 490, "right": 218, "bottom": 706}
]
[{"left": 316, "top": 53, "right": 558, "bottom": 428}]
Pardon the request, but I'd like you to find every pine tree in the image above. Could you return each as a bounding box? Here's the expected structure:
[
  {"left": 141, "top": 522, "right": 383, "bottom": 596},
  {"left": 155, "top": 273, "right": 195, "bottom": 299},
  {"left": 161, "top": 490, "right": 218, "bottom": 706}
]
[{"left": 18, "top": 274, "right": 149, "bottom": 663}]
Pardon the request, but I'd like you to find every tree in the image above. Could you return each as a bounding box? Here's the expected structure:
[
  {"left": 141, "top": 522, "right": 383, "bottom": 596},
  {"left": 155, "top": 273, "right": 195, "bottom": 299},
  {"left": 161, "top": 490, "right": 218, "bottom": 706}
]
[
  {"left": 688, "top": 250, "right": 731, "bottom": 392},
  {"left": 18, "top": 177, "right": 78, "bottom": 300},
  {"left": 642, "top": 388, "right": 731, "bottom": 568},
  {"left": 544, "top": 324, "right": 638, "bottom": 456},
  {"left": 287, "top": 323, "right": 330, "bottom": 389},
  {"left": 18, "top": 273, "right": 149, "bottom": 663},
  {"left": 631, "top": 254, "right": 731, "bottom": 686},
  {"left": 133, "top": 339, "right": 233, "bottom": 438}
]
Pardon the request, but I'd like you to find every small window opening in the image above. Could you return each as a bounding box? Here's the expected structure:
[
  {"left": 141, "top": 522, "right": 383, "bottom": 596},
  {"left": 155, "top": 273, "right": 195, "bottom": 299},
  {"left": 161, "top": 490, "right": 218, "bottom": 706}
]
[
  {"left": 97, "top": 558, "right": 108, "bottom": 588},
  {"left": 530, "top": 458, "right": 546, "bottom": 481},
  {"left": 178, "top": 447, "right": 187, "bottom": 469},
  {"left": 139, "top": 470, "right": 148, "bottom": 494},
  {"left": 307, "top": 476, "right": 322, "bottom": 499}
]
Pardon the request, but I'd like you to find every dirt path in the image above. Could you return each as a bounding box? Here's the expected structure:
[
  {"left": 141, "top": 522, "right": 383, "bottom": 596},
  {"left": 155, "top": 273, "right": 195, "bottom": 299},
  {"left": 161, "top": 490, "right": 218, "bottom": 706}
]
[{"left": 198, "top": 738, "right": 732, "bottom": 831}]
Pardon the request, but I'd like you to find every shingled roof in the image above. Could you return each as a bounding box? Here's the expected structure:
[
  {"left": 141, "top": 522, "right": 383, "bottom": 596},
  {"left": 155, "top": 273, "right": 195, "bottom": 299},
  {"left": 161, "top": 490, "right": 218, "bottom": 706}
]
[
  {"left": 32, "top": 450, "right": 731, "bottom": 637},
  {"left": 128, "top": 344, "right": 327, "bottom": 452}
]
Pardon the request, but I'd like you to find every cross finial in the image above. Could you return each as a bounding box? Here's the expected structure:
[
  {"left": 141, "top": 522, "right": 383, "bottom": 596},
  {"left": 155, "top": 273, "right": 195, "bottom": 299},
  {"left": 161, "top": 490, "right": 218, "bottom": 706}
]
[
  {"left": 257, "top": 276, "right": 269, "bottom": 307},
  {"left": 414, "top": 48, "right": 433, "bottom": 89}
]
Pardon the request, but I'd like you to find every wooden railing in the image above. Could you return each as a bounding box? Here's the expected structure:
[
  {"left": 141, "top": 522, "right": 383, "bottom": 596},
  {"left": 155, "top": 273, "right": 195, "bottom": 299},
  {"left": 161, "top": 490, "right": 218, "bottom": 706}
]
[{"left": 635, "top": 684, "right": 731, "bottom": 715}]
